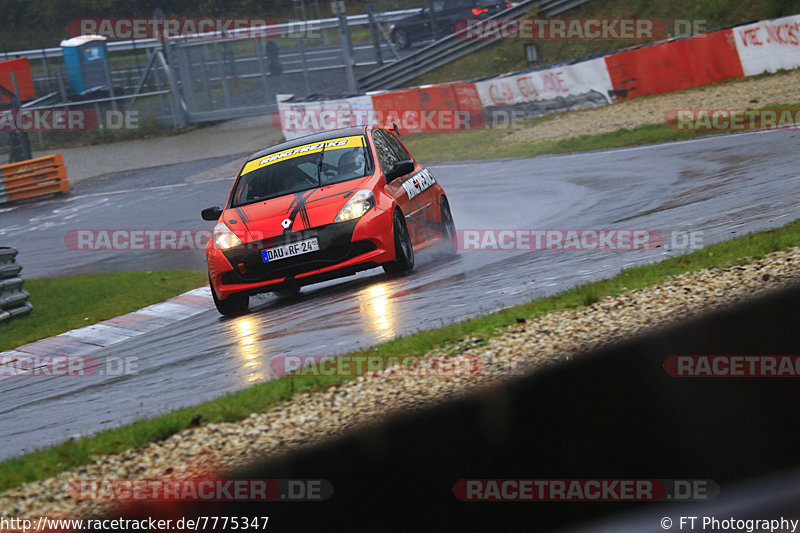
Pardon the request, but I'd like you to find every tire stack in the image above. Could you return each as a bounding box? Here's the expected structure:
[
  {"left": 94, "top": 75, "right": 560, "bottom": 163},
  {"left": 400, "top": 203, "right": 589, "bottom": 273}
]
[{"left": 0, "top": 247, "right": 32, "bottom": 323}]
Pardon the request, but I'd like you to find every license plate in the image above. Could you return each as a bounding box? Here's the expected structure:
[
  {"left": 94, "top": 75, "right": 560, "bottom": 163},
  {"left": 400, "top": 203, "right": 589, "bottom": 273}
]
[{"left": 262, "top": 237, "right": 319, "bottom": 263}]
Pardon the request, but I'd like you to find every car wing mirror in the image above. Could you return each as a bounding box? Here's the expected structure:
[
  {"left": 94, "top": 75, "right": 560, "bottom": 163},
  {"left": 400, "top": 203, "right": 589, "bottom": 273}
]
[
  {"left": 385, "top": 160, "right": 415, "bottom": 182},
  {"left": 201, "top": 206, "right": 224, "bottom": 221}
]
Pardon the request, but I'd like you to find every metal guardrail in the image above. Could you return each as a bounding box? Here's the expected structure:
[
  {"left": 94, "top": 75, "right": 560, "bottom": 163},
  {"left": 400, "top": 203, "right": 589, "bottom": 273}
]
[
  {"left": 1, "top": 10, "right": 420, "bottom": 62},
  {"left": 358, "top": 0, "right": 589, "bottom": 91},
  {"left": 0, "top": 247, "right": 32, "bottom": 322}
]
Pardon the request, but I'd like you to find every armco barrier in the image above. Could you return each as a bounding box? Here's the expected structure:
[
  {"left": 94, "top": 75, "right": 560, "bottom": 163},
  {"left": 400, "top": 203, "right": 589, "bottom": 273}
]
[
  {"left": 0, "top": 153, "right": 70, "bottom": 204},
  {"left": 0, "top": 247, "right": 32, "bottom": 322},
  {"left": 357, "top": 0, "right": 591, "bottom": 91}
]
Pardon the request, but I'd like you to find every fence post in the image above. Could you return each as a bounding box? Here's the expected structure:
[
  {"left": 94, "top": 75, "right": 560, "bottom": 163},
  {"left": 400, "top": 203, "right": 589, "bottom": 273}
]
[
  {"left": 335, "top": 4, "right": 358, "bottom": 93},
  {"left": 8, "top": 73, "right": 32, "bottom": 163},
  {"left": 40, "top": 45, "right": 52, "bottom": 92},
  {"left": 199, "top": 44, "right": 213, "bottom": 107},
  {"left": 156, "top": 49, "right": 188, "bottom": 129},
  {"left": 55, "top": 67, "right": 67, "bottom": 102},
  {"left": 366, "top": 0, "right": 383, "bottom": 67},
  {"left": 297, "top": 36, "right": 313, "bottom": 96},
  {"left": 175, "top": 46, "right": 196, "bottom": 115},
  {"left": 213, "top": 41, "right": 232, "bottom": 110},
  {"left": 102, "top": 48, "right": 117, "bottom": 112},
  {"left": 255, "top": 40, "right": 271, "bottom": 106}
]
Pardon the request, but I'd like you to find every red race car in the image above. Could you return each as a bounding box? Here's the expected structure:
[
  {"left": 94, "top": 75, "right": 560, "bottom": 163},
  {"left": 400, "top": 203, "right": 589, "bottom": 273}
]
[{"left": 202, "top": 124, "right": 457, "bottom": 316}]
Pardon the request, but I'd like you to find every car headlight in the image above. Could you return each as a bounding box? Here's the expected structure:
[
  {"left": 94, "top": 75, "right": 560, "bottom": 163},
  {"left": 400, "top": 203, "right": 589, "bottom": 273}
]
[
  {"left": 334, "top": 189, "right": 375, "bottom": 223},
  {"left": 213, "top": 221, "right": 243, "bottom": 249}
]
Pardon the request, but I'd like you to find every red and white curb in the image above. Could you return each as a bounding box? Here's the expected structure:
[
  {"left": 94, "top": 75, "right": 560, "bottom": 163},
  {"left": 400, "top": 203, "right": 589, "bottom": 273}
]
[{"left": 0, "top": 286, "right": 213, "bottom": 359}]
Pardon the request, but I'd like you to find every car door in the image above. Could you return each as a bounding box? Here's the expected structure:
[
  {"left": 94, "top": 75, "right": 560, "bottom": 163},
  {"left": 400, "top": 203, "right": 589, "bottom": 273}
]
[
  {"left": 416, "top": 5, "right": 435, "bottom": 40},
  {"left": 438, "top": 0, "right": 467, "bottom": 36},
  {"left": 375, "top": 129, "right": 437, "bottom": 245},
  {"left": 373, "top": 129, "right": 420, "bottom": 244}
]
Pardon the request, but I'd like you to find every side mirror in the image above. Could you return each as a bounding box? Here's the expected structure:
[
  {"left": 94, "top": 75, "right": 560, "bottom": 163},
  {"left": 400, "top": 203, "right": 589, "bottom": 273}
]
[
  {"left": 201, "top": 206, "right": 223, "bottom": 221},
  {"left": 385, "top": 160, "right": 415, "bottom": 182}
]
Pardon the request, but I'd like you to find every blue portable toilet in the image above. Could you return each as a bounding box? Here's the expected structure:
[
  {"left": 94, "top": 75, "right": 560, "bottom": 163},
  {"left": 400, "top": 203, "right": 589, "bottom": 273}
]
[{"left": 60, "top": 35, "right": 109, "bottom": 94}]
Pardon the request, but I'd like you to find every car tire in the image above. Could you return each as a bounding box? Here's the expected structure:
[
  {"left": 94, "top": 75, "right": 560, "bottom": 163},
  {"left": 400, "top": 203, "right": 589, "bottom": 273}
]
[
  {"left": 392, "top": 28, "right": 410, "bottom": 49},
  {"left": 383, "top": 209, "right": 415, "bottom": 275},
  {"left": 210, "top": 276, "right": 249, "bottom": 316},
  {"left": 439, "top": 195, "right": 457, "bottom": 257}
]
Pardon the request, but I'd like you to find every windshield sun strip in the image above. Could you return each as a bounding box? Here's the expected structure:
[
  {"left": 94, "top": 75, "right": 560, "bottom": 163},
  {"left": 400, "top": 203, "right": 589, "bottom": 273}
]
[{"left": 239, "top": 135, "right": 366, "bottom": 177}]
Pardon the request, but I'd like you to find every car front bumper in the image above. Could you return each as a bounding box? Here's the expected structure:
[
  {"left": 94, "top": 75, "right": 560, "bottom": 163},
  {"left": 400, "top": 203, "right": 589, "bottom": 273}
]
[{"left": 207, "top": 207, "right": 395, "bottom": 300}]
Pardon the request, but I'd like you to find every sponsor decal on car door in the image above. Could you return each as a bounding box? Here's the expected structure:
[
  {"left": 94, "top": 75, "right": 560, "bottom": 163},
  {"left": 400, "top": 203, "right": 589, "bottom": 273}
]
[{"left": 397, "top": 168, "right": 439, "bottom": 244}]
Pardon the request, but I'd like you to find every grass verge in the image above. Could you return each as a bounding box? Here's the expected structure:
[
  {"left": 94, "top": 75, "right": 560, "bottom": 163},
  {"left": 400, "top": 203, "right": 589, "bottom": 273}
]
[
  {"left": 400, "top": 98, "right": 800, "bottom": 163},
  {"left": 3, "top": 217, "right": 800, "bottom": 494},
  {"left": 401, "top": 119, "right": 711, "bottom": 162},
  {"left": 0, "top": 270, "right": 208, "bottom": 352}
]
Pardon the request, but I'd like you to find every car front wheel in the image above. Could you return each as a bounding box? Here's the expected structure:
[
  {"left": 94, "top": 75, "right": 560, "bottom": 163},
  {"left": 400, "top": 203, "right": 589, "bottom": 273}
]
[{"left": 210, "top": 276, "right": 249, "bottom": 316}]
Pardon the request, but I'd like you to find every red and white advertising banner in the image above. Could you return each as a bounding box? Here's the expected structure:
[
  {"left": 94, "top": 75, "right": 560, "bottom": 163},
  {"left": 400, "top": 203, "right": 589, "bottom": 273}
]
[
  {"left": 732, "top": 14, "right": 800, "bottom": 75},
  {"left": 473, "top": 57, "right": 613, "bottom": 108},
  {"left": 275, "top": 94, "right": 375, "bottom": 140}
]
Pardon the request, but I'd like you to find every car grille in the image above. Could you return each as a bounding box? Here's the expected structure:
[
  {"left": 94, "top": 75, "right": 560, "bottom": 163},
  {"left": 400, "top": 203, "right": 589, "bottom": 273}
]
[{"left": 220, "top": 220, "right": 377, "bottom": 285}]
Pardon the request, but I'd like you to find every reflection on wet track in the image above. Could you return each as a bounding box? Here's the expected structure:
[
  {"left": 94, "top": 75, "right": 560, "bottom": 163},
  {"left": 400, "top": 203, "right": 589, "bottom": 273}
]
[
  {"left": 358, "top": 283, "right": 396, "bottom": 340},
  {"left": 233, "top": 318, "right": 266, "bottom": 384},
  {"left": 2, "top": 129, "right": 800, "bottom": 460}
]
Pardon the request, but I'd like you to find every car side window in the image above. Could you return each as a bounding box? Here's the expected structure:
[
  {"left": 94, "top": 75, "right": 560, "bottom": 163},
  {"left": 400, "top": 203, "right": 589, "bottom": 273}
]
[
  {"left": 383, "top": 132, "right": 411, "bottom": 161},
  {"left": 383, "top": 130, "right": 411, "bottom": 162},
  {"left": 373, "top": 130, "right": 402, "bottom": 173},
  {"left": 432, "top": 0, "right": 446, "bottom": 13}
]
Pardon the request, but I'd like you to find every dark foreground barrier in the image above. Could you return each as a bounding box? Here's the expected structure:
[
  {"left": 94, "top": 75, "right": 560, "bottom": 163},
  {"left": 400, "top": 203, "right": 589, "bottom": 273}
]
[
  {"left": 0, "top": 246, "right": 31, "bottom": 322},
  {"left": 112, "top": 284, "right": 800, "bottom": 532}
]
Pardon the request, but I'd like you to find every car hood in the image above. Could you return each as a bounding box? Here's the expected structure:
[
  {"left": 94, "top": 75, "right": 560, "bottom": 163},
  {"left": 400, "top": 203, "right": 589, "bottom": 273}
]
[{"left": 225, "top": 177, "right": 370, "bottom": 242}]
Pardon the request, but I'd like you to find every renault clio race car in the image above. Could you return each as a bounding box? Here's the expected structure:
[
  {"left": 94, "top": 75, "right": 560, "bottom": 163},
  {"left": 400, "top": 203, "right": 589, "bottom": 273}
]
[{"left": 202, "top": 124, "right": 456, "bottom": 316}]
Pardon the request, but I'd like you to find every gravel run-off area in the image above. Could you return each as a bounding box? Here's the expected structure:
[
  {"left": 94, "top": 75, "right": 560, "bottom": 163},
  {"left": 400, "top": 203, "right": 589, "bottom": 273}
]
[
  {"left": 3, "top": 245, "right": 800, "bottom": 522},
  {"left": 506, "top": 69, "right": 800, "bottom": 143}
]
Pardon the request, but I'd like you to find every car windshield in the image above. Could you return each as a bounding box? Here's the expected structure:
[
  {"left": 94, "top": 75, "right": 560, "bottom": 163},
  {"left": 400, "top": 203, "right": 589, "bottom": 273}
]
[{"left": 231, "top": 135, "right": 370, "bottom": 207}]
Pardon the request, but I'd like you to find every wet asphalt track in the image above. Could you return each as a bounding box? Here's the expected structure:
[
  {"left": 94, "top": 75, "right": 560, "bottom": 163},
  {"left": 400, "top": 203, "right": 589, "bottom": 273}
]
[{"left": 2, "top": 129, "right": 799, "bottom": 460}]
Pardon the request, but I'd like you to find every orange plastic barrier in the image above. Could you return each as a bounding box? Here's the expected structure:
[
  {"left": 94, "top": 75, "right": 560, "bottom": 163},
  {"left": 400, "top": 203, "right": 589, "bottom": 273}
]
[
  {"left": 605, "top": 29, "right": 744, "bottom": 99},
  {"left": 0, "top": 58, "right": 35, "bottom": 104},
  {"left": 0, "top": 153, "right": 70, "bottom": 204}
]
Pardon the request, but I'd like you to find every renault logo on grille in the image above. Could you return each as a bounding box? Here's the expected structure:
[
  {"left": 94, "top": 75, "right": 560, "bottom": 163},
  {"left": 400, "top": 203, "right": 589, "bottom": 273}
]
[{"left": 281, "top": 218, "right": 292, "bottom": 229}]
